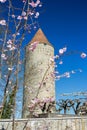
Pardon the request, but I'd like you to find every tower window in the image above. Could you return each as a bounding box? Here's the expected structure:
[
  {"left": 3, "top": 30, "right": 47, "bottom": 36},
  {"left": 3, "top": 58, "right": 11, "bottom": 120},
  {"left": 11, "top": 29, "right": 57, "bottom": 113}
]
[
  {"left": 43, "top": 82, "right": 46, "bottom": 86},
  {"left": 44, "top": 43, "right": 47, "bottom": 46}
]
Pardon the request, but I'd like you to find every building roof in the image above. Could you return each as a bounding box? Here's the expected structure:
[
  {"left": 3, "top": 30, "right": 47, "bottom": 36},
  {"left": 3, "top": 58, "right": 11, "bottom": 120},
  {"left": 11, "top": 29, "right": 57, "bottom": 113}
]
[{"left": 29, "top": 28, "right": 53, "bottom": 47}]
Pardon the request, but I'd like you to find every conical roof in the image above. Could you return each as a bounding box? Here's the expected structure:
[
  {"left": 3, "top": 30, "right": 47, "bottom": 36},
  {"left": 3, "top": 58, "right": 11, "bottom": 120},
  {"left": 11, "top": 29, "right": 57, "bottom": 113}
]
[{"left": 29, "top": 28, "right": 53, "bottom": 47}]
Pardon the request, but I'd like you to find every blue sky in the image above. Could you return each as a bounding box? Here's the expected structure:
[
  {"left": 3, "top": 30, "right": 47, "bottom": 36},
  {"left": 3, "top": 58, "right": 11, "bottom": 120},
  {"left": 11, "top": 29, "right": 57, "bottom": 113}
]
[{"left": 36, "top": 0, "right": 87, "bottom": 100}]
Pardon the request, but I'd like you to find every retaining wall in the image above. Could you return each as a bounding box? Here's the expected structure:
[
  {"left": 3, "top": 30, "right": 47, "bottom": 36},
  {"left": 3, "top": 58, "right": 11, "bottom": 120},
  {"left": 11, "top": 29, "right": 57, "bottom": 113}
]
[{"left": 0, "top": 116, "right": 87, "bottom": 130}]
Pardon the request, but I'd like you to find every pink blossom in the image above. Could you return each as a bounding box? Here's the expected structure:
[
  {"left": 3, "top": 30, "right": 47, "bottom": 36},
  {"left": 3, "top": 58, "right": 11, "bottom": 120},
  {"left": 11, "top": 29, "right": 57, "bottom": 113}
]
[
  {"left": 8, "top": 67, "right": 13, "bottom": 71},
  {"left": 31, "top": 99, "right": 37, "bottom": 104},
  {"left": 80, "top": 52, "right": 87, "bottom": 58},
  {"left": 43, "top": 98, "right": 51, "bottom": 103},
  {"left": 0, "top": 20, "right": 6, "bottom": 25},
  {"left": 24, "top": 16, "right": 28, "bottom": 20},
  {"left": 50, "top": 97, "right": 55, "bottom": 102},
  {"left": 35, "top": 12, "right": 39, "bottom": 18},
  {"left": 33, "top": 98, "right": 40, "bottom": 104},
  {"left": 53, "top": 56, "right": 56, "bottom": 59},
  {"left": 28, "top": 104, "right": 35, "bottom": 109},
  {"left": 7, "top": 44, "right": 12, "bottom": 48},
  {"left": 29, "top": 1, "right": 36, "bottom": 8},
  {"left": 55, "top": 55, "right": 59, "bottom": 59},
  {"left": 51, "top": 73, "right": 55, "bottom": 78},
  {"left": 65, "top": 72, "right": 70, "bottom": 78},
  {"left": 59, "top": 47, "right": 67, "bottom": 54},
  {"left": 59, "top": 60, "right": 63, "bottom": 64},
  {"left": 17, "top": 16, "right": 22, "bottom": 20},
  {"left": 56, "top": 75, "right": 60, "bottom": 80},
  {"left": 7, "top": 39, "right": 13, "bottom": 44},
  {"left": 22, "top": 0, "right": 26, "bottom": 3},
  {"left": 59, "top": 49, "right": 64, "bottom": 54},
  {"left": 0, "top": 0, "right": 6, "bottom": 3},
  {"left": 9, "top": 46, "right": 16, "bottom": 51},
  {"left": 12, "top": 14, "right": 15, "bottom": 18},
  {"left": 63, "top": 47, "right": 67, "bottom": 52},
  {"left": 1, "top": 53, "right": 5, "bottom": 58},
  {"left": 50, "top": 57, "right": 54, "bottom": 62},
  {"left": 28, "top": 11, "right": 34, "bottom": 16},
  {"left": 3, "top": 56, "right": 7, "bottom": 60},
  {"left": 36, "top": 0, "right": 40, "bottom": 5},
  {"left": 29, "top": 0, "right": 40, "bottom": 8},
  {"left": 28, "top": 47, "right": 33, "bottom": 51},
  {"left": 29, "top": 41, "right": 38, "bottom": 51},
  {"left": 39, "top": 102, "right": 44, "bottom": 107},
  {"left": 22, "top": 11, "right": 26, "bottom": 17}
]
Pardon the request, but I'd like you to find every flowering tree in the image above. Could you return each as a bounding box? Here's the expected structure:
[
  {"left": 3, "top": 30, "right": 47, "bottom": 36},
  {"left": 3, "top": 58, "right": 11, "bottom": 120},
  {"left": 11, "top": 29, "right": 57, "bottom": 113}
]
[{"left": 0, "top": 0, "right": 42, "bottom": 119}]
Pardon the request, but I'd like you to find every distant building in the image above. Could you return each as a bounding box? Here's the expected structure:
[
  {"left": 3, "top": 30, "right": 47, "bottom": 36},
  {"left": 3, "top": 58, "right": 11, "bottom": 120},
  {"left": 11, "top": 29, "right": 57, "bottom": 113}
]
[{"left": 22, "top": 28, "right": 55, "bottom": 118}]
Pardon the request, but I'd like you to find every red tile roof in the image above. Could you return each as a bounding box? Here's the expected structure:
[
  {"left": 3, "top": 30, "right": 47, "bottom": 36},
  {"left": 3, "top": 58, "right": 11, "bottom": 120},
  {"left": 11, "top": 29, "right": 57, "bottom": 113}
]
[{"left": 29, "top": 28, "right": 53, "bottom": 47}]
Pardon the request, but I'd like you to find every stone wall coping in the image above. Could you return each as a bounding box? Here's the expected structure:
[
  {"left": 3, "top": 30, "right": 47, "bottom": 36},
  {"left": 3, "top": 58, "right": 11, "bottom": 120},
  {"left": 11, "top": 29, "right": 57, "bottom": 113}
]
[{"left": 0, "top": 116, "right": 87, "bottom": 122}]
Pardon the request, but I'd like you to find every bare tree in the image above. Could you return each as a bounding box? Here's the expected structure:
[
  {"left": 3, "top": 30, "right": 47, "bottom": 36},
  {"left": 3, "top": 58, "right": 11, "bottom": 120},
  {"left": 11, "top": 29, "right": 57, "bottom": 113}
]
[
  {"left": 56, "top": 99, "right": 73, "bottom": 114},
  {"left": 78, "top": 101, "right": 87, "bottom": 115},
  {"left": 69, "top": 99, "right": 82, "bottom": 115}
]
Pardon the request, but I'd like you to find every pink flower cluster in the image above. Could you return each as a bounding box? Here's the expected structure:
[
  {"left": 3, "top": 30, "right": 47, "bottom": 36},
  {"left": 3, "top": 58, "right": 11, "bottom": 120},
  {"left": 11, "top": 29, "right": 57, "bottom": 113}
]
[
  {"left": 10, "top": 1, "right": 42, "bottom": 22},
  {"left": 1, "top": 53, "right": 6, "bottom": 59},
  {"left": 7, "top": 39, "right": 16, "bottom": 51},
  {"left": 35, "top": 12, "right": 39, "bottom": 18},
  {"left": 80, "top": 52, "right": 87, "bottom": 58},
  {"left": 55, "top": 69, "right": 82, "bottom": 80},
  {"left": 28, "top": 97, "right": 55, "bottom": 111},
  {"left": 29, "top": 0, "right": 41, "bottom": 8},
  {"left": 17, "top": 11, "right": 28, "bottom": 20},
  {"left": 0, "top": 20, "right": 6, "bottom": 25},
  {"left": 59, "top": 47, "right": 67, "bottom": 55},
  {"left": 28, "top": 41, "right": 39, "bottom": 51},
  {"left": 0, "top": 0, "right": 6, "bottom": 3}
]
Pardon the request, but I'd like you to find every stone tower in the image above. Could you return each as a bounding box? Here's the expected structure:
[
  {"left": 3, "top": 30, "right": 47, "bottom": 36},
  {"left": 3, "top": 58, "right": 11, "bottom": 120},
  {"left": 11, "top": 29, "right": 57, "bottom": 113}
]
[{"left": 23, "top": 28, "right": 55, "bottom": 118}]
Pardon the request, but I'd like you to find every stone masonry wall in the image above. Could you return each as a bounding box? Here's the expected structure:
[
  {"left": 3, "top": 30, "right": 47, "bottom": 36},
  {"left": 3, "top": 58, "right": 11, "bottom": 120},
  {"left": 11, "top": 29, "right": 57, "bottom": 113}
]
[
  {"left": 23, "top": 43, "right": 55, "bottom": 118},
  {"left": 0, "top": 116, "right": 87, "bottom": 130}
]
